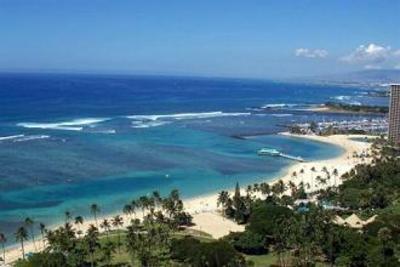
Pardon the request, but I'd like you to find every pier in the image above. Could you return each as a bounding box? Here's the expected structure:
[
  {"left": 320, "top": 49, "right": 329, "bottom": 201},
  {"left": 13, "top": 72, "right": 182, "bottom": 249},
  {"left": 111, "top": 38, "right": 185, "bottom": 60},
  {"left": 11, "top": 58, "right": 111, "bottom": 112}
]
[
  {"left": 257, "top": 148, "right": 305, "bottom": 162},
  {"left": 279, "top": 153, "right": 305, "bottom": 162}
]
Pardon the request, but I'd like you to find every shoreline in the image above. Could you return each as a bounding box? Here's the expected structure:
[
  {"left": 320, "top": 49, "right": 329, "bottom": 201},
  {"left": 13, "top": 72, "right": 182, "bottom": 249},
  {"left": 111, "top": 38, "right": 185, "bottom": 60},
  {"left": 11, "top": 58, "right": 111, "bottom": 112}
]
[
  {"left": 306, "top": 105, "right": 387, "bottom": 115},
  {"left": 2, "top": 133, "right": 372, "bottom": 264}
]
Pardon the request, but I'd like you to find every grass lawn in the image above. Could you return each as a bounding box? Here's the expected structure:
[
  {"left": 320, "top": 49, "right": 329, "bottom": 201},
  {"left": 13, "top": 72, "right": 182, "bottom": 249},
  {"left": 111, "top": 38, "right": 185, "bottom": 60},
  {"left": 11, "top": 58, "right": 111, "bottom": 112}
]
[
  {"left": 245, "top": 253, "right": 278, "bottom": 266},
  {"left": 94, "top": 228, "right": 215, "bottom": 266}
]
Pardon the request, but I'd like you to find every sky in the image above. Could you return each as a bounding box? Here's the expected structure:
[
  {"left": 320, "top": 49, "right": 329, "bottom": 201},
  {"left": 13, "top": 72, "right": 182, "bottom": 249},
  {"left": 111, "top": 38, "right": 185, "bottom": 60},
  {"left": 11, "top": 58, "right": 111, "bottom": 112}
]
[{"left": 0, "top": 0, "right": 399, "bottom": 78}]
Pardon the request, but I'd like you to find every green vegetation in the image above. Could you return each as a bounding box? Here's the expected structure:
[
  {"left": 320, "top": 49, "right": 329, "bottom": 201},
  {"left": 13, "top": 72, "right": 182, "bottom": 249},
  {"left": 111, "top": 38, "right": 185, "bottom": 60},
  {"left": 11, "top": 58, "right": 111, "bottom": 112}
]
[
  {"left": 324, "top": 102, "right": 388, "bottom": 114},
  {"left": 4, "top": 136, "right": 400, "bottom": 266},
  {"left": 220, "top": 137, "right": 400, "bottom": 266},
  {"left": 10, "top": 190, "right": 247, "bottom": 267}
]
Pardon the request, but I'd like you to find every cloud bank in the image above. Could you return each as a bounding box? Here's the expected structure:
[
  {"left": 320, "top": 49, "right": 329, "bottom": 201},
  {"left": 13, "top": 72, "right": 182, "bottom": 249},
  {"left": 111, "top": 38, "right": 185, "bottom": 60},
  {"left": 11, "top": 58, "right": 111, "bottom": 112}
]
[
  {"left": 341, "top": 43, "right": 400, "bottom": 69},
  {"left": 295, "top": 48, "right": 328, "bottom": 58}
]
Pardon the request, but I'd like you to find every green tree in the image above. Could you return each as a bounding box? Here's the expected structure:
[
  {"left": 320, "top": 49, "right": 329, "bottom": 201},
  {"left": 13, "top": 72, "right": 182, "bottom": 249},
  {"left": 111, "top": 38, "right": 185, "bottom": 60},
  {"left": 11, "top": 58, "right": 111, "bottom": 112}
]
[
  {"left": 112, "top": 215, "right": 124, "bottom": 253},
  {"left": 64, "top": 210, "right": 72, "bottom": 224},
  {"left": 260, "top": 182, "right": 271, "bottom": 197},
  {"left": 100, "top": 219, "right": 111, "bottom": 240},
  {"left": 123, "top": 204, "right": 133, "bottom": 219},
  {"left": 271, "top": 180, "right": 285, "bottom": 196},
  {"left": 0, "top": 233, "right": 6, "bottom": 264},
  {"left": 24, "top": 217, "right": 36, "bottom": 251},
  {"left": 90, "top": 204, "right": 100, "bottom": 228},
  {"left": 15, "top": 226, "right": 29, "bottom": 260},
  {"left": 39, "top": 223, "right": 46, "bottom": 249},
  {"left": 217, "top": 190, "right": 230, "bottom": 215},
  {"left": 84, "top": 225, "right": 100, "bottom": 267},
  {"left": 74, "top": 216, "right": 84, "bottom": 237}
]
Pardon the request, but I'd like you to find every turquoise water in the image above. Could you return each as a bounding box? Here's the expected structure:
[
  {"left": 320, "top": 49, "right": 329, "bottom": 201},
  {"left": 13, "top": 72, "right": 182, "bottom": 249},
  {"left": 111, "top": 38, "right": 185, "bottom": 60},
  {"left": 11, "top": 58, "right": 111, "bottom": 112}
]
[
  {"left": 0, "top": 128, "right": 343, "bottom": 239},
  {"left": 0, "top": 74, "right": 377, "bottom": 240}
]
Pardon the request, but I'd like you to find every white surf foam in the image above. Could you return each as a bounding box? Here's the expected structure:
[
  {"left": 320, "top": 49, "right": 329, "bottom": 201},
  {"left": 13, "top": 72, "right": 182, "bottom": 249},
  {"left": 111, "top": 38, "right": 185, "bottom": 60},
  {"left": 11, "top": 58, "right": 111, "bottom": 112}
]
[
  {"left": 131, "top": 121, "right": 171, "bottom": 129},
  {"left": 331, "top": 95, "right": 351, "bottom": 101},
  {"left": 271, "top": 113, "right": 293, "bottom": 117},
  {"left": 17, "top": 118, "right": 109, "bottom": 131},
  {"left": 127, "top": 111, "right": 250, "bottom": 121},
  {"left": 261, "top": 103, "right": 298, "bottom": 109},
  {"left": 0, "top": 134, "right": 25, "bottom": 141},
  {"left": 13, "top": 135, "right": 50, "bottom": 142},
  {"left": 90, "top": 129, "right": 116, "bottom": 134},
  {"left": 0, "top": 134, "right": 50, "bottom": 143}
]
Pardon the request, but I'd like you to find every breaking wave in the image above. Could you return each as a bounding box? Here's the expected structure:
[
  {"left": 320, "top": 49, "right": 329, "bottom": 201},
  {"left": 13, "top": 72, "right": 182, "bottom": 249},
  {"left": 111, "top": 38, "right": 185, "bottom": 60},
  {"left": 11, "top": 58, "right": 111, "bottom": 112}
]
[
  {"left": 331, "top": 95, "right": 351, "bottom": 101},
  {"left": 17, "top": 118, "right": 109, "bottom": 131},
  {"left": 270, "top": 113, "right": 293, "bottom": 117},
  {"left": 261, "top": 103, "right": 299, "bottom": 109},
  {"left": 131, "top": 121, "right": 171, "bottom": 129},
  {"left": 127, "top": 111, "right": 250, "bottom": 121},
  {"left": 0, "top": 134, "right": 25, "bottom": 141},
  {"left": 0, "top": 134, "right": 50, "bottom": 143}
]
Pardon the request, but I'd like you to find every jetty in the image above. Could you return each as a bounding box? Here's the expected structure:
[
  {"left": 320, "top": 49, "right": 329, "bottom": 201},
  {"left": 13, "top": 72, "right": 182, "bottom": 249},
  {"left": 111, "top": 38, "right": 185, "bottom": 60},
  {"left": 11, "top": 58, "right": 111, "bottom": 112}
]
[{"left": 257, "top": 148, "right": 305, "bottom": 162}]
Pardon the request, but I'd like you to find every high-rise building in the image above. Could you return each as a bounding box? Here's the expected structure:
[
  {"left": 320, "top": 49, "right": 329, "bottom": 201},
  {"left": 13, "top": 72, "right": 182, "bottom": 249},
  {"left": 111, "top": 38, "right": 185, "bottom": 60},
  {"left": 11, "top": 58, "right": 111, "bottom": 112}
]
[{"left": 388, "top": 84, "right": 400, "bottom": 144}]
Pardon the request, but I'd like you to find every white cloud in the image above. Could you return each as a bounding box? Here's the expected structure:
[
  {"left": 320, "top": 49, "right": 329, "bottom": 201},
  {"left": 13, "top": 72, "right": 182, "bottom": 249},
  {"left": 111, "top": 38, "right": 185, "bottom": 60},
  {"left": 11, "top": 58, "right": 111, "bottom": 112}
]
[
  {"left": 364, "top": 64, "right": 382, "bottom": 70},
  {"left": 341, "top": 43, "right": 391, "bottom": 64},
  {"left": 295, "top": 48, "right": 328, "bottom": 58}
]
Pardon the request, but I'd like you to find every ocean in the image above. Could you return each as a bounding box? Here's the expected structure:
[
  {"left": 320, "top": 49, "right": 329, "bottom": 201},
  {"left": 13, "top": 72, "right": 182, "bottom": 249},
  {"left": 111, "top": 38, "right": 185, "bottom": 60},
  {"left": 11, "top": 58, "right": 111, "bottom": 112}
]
[{"left": 0, "top": 73, "right": 387, "bottom": 240}]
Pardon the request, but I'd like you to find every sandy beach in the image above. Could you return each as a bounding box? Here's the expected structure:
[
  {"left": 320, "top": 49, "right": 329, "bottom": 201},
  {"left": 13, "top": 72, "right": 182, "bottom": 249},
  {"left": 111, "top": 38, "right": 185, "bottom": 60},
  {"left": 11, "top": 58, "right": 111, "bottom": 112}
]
[{"left": 2, "top": 133, "right": 371, "bottom": 265}]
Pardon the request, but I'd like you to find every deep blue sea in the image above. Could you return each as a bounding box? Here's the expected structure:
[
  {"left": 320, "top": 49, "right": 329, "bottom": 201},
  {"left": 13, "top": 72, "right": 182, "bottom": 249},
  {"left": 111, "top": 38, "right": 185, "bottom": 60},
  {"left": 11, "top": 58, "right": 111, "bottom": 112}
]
[{"left": 0, "top": 73, "right": 387, "bottom": 241}]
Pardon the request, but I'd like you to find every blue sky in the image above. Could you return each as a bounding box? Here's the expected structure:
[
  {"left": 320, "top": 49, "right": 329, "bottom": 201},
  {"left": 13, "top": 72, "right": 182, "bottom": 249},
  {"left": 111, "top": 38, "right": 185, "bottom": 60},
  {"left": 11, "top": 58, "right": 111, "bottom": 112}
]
[{"left": 0, "top": 0, "right": 399, "bottom": 78}]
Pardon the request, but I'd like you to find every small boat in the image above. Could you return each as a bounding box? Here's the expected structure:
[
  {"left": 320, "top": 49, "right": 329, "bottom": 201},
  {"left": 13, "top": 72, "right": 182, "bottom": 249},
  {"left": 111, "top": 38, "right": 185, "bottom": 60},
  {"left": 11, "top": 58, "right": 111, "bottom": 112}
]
[{"left": 257, "top": 148, "right": 281, "bottom": 156}]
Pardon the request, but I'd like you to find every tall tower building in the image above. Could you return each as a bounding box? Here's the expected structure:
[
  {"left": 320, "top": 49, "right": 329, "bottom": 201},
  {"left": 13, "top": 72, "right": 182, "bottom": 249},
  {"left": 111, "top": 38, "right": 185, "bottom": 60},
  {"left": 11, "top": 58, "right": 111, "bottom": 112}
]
[{"left": 388, "top": 84, "right": 400, "bottom": 144}]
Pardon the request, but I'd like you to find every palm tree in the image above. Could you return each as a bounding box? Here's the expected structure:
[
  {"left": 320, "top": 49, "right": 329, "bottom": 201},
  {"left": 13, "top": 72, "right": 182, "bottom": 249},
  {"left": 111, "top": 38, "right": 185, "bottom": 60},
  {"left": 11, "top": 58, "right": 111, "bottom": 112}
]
[
  {"left": 112, "top": 215, "right": 124, "bottom": 253},
  {"left": 74, "top": 216, "right": 84, "bottom": 237},
  {"left": 123, "top": 204, "right": 133, "bottom": 219},
  {"left": 217, "top": 191, "right": 230, "bottom": 216},
  {"left": 288, "top": 181, "right": 297, "bottom": 197},
  {"left": 138, "top": 196, "right": 150, "bottom": 217},
  {"left": 131, "top": 200, "right": 138, "bottom": 219},
  {"left": 64, "top": 210, "right": 72, "bottom": 224},
  {"left": 0, "top": 233, "right": 6, "bottom": 264},
  {"left": 152, "top": 190, "right": 162, "bottom": 209},
  {"left": 332, "top": 168, "right": 339, "bottom": 187},
  {"left": 15, "top": 226, "right": 28, "bottom": 260},
  {"left": 260, "top": 183, "right": 271, "bottom": 197},
  {"left": 100, "top": 219, "right": 111, "bottom": 240},
  {"left": 90, "top": 203, "right": 100, "bottom": 227},
  {"left": 272, "top": 180, "right": 286, "bottom": 196},
  {"left": 217, "top": 191, "right": 230, "bottom": 208},
  {"left": 24, "top": 217, "right": 36, "bottom": 251},
  {"left": 253, "top": 183, "right": 260, "bottom": 193},
  {"left": 85, "top": 225, "right": 100, "bottom": 267},
  {"left": 39, "top": 223, "right": 46, "bottom": 249},
  {"left": 246, "top": 185, "right": 253, "bottom": 195},
  {"left": 170, "top": 189, "right": 180, "bottom": 202}
]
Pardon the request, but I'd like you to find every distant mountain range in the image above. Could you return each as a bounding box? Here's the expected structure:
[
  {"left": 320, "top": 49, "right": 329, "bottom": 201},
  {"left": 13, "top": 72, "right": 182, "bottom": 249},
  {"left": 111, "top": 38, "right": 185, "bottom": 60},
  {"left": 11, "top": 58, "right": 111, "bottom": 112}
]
[{"left": 292, "top": 69, "right": 400, "bottom": 89}]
